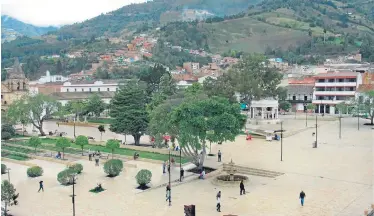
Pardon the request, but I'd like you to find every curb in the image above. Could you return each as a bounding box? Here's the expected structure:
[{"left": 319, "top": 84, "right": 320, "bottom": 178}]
[{"left": 1, "top": 158, "right": 37, "bottom": 167}]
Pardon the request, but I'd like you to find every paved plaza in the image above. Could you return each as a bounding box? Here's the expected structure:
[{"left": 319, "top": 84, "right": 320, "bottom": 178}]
[{"left": 2, "top": 117, "right": 373, "bottom": 216}]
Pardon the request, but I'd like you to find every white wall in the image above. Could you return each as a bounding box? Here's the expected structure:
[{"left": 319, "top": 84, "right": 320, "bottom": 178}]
[
  {"left": 59, "top": 98, "right": 111, "bottom": 106},
  {"left": 61, "top": 81, "right": 119, "bottom": 93}
]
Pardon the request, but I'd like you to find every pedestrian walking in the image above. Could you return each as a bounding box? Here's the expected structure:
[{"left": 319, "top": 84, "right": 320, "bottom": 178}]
[
  {"left": 167, "top": 162, "right": 171, "bottom": 173},
  {"left": 162, "top": 161, "right": 166, "bottom": 174},
  {"left": 299, "top": 190, "right": 306, "bottom": 206},
  {"left": 240, "top": 180, "right": 245, "bottom": 195},
  {"left": 218, "top": 150, "right": 222, "bottom": 162},
  {"left": 166, "top": 184, "right": 171, "bottom": 202},
  {"left": 180, "top": 167, "right": 184, "bottom": 181},
  {"left": 38, "top": 181, "right": 44, "bottom": 192},
  {"left": 216, "top": 191, "right": 221, "bottom": 212},
  {"left": 95, "top": 154, "right": 100, "bottom": 166}
]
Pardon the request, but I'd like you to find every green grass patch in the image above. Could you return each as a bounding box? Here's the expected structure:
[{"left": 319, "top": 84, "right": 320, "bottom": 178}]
[
  {"left": 1, "top": 151, "right": 30, "bottom": 161},
  {"left": 2, "top": 145, "right": 42, "bottom": 154},
  {"left": 6, "top": 140, "right": 189, "bottom": 163}
]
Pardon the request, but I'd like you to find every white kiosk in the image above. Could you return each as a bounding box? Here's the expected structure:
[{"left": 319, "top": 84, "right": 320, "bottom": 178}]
[{"left": 248, "top": 99, "right": 280, "bottom": 125}]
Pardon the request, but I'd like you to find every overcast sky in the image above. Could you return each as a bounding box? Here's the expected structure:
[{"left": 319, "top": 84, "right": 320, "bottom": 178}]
[{"left": 1, "top": 0, "right": 146, "bottom": 27}]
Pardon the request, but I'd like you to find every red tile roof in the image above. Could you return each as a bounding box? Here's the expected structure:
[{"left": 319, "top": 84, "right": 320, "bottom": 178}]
[{"left": 288, "top": 77, "right": 315, "bottom": 85}]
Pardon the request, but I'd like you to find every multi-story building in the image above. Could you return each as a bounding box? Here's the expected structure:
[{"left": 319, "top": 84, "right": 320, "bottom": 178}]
[{"left": 312, "top": 72, "right": 362, "bottom": 114}]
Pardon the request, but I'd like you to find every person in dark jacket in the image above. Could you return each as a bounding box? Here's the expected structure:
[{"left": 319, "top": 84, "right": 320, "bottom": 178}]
[
  {"left": 216, "top": 191, "right": 221, "bottom": 212},
  {"left": 299, "top": 190, "right": 306, "bottom": 206},
  {"left": 240, "top": 180, "right": 245, "bottom": 195},
  {"left": 38, "top": 181, "right": 44, "bottom": 192}
]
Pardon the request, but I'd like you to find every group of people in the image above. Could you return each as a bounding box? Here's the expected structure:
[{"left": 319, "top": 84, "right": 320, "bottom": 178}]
[{"left": 88, "top": 150, "right": 101, "bottom": 166}]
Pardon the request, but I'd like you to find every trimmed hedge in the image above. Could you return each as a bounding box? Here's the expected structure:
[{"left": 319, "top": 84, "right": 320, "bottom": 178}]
[
  {"left": 135, "top": 169, "right": 152, "bottom": 186},
  {"left": 27, "top": 166, "right": 43, "bottom": 177},
  {"left": 1, "top": 132, "right": 12, "bottom": 140},
  {"left": 103, "top": 159, "right": 123, "bottom": 177},
  {"left": 1, "top": 164, "right": 7, "bottom": 174},
  {"left": 57, "top": 169, "right": 75, "bottom": 185},
  {"left": 68, "top": 163, "right": 83, "bottom": 174}
]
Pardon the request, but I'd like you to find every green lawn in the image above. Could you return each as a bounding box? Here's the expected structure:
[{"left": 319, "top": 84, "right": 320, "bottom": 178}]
[
  {"left": 1, "top": 151, "right": 30, "bottom": 161},
  {"left": 2, "top": 145, "right": 42, "bottom": 154},
  {"left": 6, "top": 139, "right": 189, "bottom": 163}
]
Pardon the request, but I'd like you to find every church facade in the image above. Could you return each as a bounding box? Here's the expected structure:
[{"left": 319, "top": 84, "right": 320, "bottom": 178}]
[{"left": 1, "top": 59, "right": 29, "bottom": 110}]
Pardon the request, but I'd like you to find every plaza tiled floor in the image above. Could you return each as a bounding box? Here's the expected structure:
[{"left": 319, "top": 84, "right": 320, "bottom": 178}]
[{"left": 2, "top": 117, "right": 373, "bottom": 216}]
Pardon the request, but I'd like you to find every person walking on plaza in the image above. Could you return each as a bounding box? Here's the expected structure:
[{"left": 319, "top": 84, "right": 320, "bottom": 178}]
[
  {"left": 240, "top": 180, "right": 245, "bottom": 195},
  {"left": 38, "top": 180, "right": 44, "bottom": 192},
  {"left": 216, "top": 191, "right": 221, "bottom": 212},
  {"left": 162, "top": 161, "right": 166, "bottom": 174},
  {"left": 218, "top": 150, "right": 222, "bottom": 162},
  {"left": 299, "top": 190, "right": 306, "bottom": 206},
  {"left": 166, "top": 184, "right": 171, "bottom": 202},
  {"left": 94, "top": 153, "right": 100, "bottom": 166},
  {"left": 180, "top": 167, "right": 185, "bottom": 181}
]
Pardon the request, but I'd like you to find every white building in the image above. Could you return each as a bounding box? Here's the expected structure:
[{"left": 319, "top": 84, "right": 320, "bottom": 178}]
[
  {"left": 312, "top": 72, "right": 362, "bottom": 114},
  {"left": 61, "top": 80, "right": 120, "bottom": 93},
  {"left": 198, "top": 75, "right": 217, "bottom": 84},
  {"left": 51, "top": 92, "right": 115, "bottom": 106},
  {"left": 37, "top": 71, "right": 68, "bottom": 84}
]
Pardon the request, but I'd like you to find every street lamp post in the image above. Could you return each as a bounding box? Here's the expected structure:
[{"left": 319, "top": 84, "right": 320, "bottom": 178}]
[
  {"left": 339, "top": 115, "right": 342, "bottom": 139},
  {"left": 281, "top": 121, "right": 283, "bottom": 161},
  {"left": 315, "top": 114, "right": 318, "bottom": 148},
  {"left": 179, "top": 146, "right": 182, "bottom": 182},
  {"left": 70, "top": 174, "right": 77, "bottom": 216},
  {"left": 357, "top": 100, "right": 360, "bottom": 131},
  {"left": 6, "top": 168, "right": 11, "bottom": 183},
  {"left": 168, "top": 150, "right": 171, "bottom": 206},
  {"left": 73, "top": 117, "right": 76, "bottom": 138}
]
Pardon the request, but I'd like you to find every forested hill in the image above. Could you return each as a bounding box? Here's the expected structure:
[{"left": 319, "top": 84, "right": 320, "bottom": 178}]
[
  {"left": 53, "top": 0, "right": 261, "bottom": 39},
  {"left": 1, "top": 16, "right": 58, "bottom": 42}
]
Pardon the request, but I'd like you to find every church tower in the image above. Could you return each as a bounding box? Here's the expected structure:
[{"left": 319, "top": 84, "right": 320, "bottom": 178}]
[{"left": 1, "top": 58, "right": 29, "bottom": 110}]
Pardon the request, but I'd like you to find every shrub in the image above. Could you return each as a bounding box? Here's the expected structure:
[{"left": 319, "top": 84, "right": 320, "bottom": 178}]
[
  {"left": 1, "top": 132, "right": 12, "bottom": 140},
  {"left": 68, "top": 163, "right": 83, "bottom": 174},
  {"left": 103, "top": 159, "right": 123, "bottom": 177},
  {"left": 1, "top": 164, "right": 7, "bottom": 174},
  {"left": 135, "top": 169, "right": 152, "bottom": 186},
  {"left": 1, "top": 124, "right": 15, "bottom": 136},
  {"left": 27, "top": 166, "right": 43, "bottom": 177},
  {"left": 57, "top": 169, "right": 75, "bottom": 185}
]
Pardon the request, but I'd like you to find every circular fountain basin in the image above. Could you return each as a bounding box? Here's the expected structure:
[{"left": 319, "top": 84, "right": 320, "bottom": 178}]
[{"left": 212, "top": 174, "right": 249, "bottom": 186}]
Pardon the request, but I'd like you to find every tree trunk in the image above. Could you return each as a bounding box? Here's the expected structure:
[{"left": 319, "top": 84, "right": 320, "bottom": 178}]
[
  {"left": 36, "top": 121, "right": 46, "bottom": 136},
  {"left": 82, "top": 146, "right": 84, "bottom": 156},
  {"left": 100, "top": 133, "right": 102, "bottom": 141},
  {"left": 62, "top": 148, "right": 65, "bottom": 160},
  {"left": 133, "top": 133, "right": 141, "bottom": 146},
  {"left": 112, "top": 149, "right": 114, "bottom": 159},
  {"left": 4, "top": 202, "right": 7, "bottom": 216},
  {"left": 371, "top": 115, "right": 374, "bottom": 125},
  {"left": 198, "top": 142, "right": 207, "bottom": 170},
  {"left": 35, "top": 147, "right": 37, "bottom": 155},
  {"left": 22, "top": 124, "right": 25, "bottom": 136}
]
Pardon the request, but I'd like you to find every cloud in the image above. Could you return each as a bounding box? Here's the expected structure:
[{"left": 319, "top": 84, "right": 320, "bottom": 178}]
[{"left": 1, "top": 0, "right": 145, "bottom": 27}]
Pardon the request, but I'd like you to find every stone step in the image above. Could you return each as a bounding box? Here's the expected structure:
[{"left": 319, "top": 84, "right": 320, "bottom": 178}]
[{"left": 223, "top": 164, "right": 284, "bottom": 178}]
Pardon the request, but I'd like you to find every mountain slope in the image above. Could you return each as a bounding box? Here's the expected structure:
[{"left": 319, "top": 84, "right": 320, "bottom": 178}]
[
  {"left": 1, "top": 15, "right": 58, "bottom": 42},
  {"left": 54, "top": 0, "right": 261, "bottom": 39}
]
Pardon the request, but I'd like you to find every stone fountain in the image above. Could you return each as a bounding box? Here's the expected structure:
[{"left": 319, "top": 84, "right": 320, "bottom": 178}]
[{"left": 213, "top": 159, "right": 248, "bottom": 186}]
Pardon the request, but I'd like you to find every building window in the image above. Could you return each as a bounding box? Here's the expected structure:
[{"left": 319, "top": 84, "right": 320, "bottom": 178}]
[
  {"left": 1, "top": 95, "right": 3, "bottom": 99},
  {"left": 292, "top": 96, "right": 296, "bottom": 100},
  {"left": 75, "top": 88, "right": 77, "bottom": 92},
  {"left": 328, "top": 79, "right": 334, "bottom": 83},
  {"left": 4, "top": 101, "right": 7, "bottom": 105},
  {"left": 98, "top": 88, "right": 100, "bottom": 92},
  {"left": 82, "top": 88, "right": 84, "bottom": 92},
  {"left": 107, "top": 88, "right": 110, "bottom": 91},
  {"left": 89, "top": 88, "right": 92, "bottom": 92},
  {"left": 67, "top": 89, "right": 69, "bottom": 92},
  {"left": 338, "top": 78, "right": 344, "bottom": 82},
  {"left": 304, "top": 96, "right": 308, "bottom": 101},
  {"left": 318, "top": 79, "right": 325, "bottom": 83},
  {"left": 348, "top": 78, "right": 356, "bottom": 82}
]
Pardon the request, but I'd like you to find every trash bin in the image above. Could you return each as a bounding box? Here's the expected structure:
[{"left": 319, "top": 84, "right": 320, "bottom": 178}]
[{"left": 313, "top": 141, "right": 317, "bottom": 148}]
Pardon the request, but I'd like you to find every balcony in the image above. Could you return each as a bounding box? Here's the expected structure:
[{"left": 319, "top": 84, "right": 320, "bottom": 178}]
[
  {"left": 314, "top": 91, "right": 356, "bottom": 96},
  {"left": 312, "top": 100, "right": 354, "bottom": 105},
  {"left": 315, "top": 82, "right": 356, "bottom": 87}
]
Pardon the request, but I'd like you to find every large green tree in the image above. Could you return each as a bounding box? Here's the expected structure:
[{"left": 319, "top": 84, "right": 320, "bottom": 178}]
[
  {"left": 7, "top": 94, "right": 59, "bottom": 136},
  {"left": 202, "top": 75, "right": 237, "bottom": 102},
  {"left": 75, "top": 135, "right": 89, "bottom": 156},
  {"left": 170, "top": 96, "right": 245, "bottom": 168},
  {"left": 138, "top": 64, "right": 169, "bottom": 97},
  {"left": 356, "top": 91, "right": 374, "bottom": 125},
  {"left": 106, "top": 139, "right": 120, "bottom": 159},
  {"left": 86, "top": 94, "right": 105, "bottom": 118},
  {"left": 110, "top": 81, "right": 148, "bottom": 146},
  {"left": 56, "top": 137, "right": 71, "bottom": 160},
  {"left": 6, "top": 99, "right": 30, "bottom": 135},
  {"left": 228, "top": 54, "right": 283, "bottom": 104}
]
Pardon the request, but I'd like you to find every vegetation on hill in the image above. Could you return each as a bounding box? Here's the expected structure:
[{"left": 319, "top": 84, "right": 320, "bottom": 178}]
[{"left": 1, "top": 15, "right": 58, "bottom": 41}]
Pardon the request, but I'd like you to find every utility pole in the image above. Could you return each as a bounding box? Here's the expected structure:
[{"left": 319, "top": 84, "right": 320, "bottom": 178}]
[
  {"left": 357, "top": 101, "right": 360, "bottom": 131},
  {"left": 315, "top": 114, "right": 318, "bottom": 148},
  {"left": 168, "top": 150, "right": 171, "bottom": 206},
  {"left": 281, "top": 121, "right": 283, "bottom": 161},
  {"left": 70, "top": 174, "right": 77, "bottom": 216},
  {"left": 305, "top": 110, "right": 308, "bottom": 127},
  {"left": 179, "top": 146, "right": 182, "bottom": 182},
  {"left": 73, "top": 117, "right": 76, "bottom": 138},
  {"left": 339, "top": 115, "right": 342, "bottom": 139}
]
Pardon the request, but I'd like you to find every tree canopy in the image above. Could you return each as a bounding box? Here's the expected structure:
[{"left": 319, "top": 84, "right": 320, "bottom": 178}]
[{"left": 110, "top": 81, "right": 148, "bottom": 145}]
